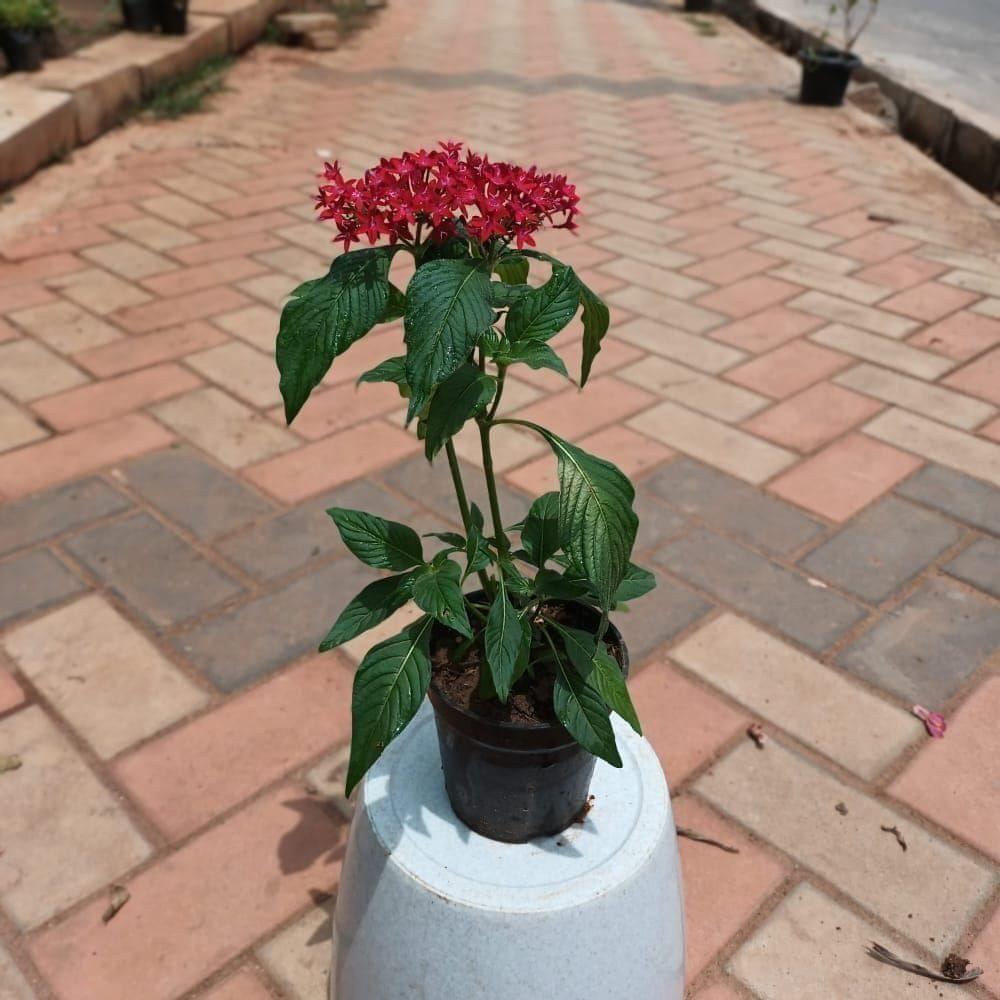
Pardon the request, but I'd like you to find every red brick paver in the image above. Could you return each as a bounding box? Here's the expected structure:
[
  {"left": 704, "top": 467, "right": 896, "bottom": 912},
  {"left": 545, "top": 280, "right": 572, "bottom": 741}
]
[{"left": 1, "top": 1, "right": 998, "bottom": 997}]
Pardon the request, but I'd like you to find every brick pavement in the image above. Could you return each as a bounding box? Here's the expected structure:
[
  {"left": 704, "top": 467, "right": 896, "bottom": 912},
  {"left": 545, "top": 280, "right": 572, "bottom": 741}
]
[{"left": 1, "top": 1, "right": 999, "bottom": 997}]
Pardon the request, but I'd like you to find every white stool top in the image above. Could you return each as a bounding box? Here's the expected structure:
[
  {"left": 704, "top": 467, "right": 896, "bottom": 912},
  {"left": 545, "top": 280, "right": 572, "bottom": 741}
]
[{"left": 362, "top": 706, "right": 671, "bottom": 913}]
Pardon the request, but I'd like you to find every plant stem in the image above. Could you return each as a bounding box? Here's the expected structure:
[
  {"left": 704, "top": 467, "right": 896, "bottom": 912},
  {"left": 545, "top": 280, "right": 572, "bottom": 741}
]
[
  {"left": 478, "top": 418, "right": 510, "bottom": 560},
  {"left": 445, "top": 440, "right": 493, "bottom": 596}
]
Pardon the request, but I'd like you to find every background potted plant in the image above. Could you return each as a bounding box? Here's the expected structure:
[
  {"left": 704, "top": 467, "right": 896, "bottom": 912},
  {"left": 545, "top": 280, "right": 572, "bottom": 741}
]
[
  {"left": 0, "top": 0, "right": 55, "bottom": 71},
  {"left": 799, "top": 0, "right": 879, "bottom": 106},
  {"left": 684, "top": 0, "right": 712, "bottom": 13},
  {"left": 153, "top": 0, "right": 187, "bottom": 35},
  {"left": 120, "top": 0, "right": 157, "bottom": 32},
  {"left": 274, "top": 142, "right": 655, "bottom": 843}
]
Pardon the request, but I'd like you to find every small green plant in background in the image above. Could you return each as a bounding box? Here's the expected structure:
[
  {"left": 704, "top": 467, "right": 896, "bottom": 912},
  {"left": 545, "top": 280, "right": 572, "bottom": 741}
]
[
  {"left": 141, "top": 55, "right": 234, "bottom": 119},
  {"left": 0, "top": 0, "right": 57, "bottom": 29},
  {"left": 814, "top": 0, "right": 879, "bottom": 52},
  {"left": 685, "top": 14, "right": 717, "bottom": 37}
]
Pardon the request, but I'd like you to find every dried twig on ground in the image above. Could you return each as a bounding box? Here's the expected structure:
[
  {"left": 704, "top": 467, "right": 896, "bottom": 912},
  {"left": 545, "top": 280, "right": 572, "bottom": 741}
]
[
  {"left": 0, "top": 755, "right": 21, "bottom": 774},
  {"left": 746, "top": 723, "right": 767, "bottom": 749},
  {"left": 880, "top": 824, "right": 907, "bottom": 851},
  {"left": 866, "top": 943, "right": 983, "bottom": 983},
  {"left": 676, "top": 826, "right": 740, "bottom": 854},
  {"left": 102, "top": 885, "right": 131, "bottom": 924}
]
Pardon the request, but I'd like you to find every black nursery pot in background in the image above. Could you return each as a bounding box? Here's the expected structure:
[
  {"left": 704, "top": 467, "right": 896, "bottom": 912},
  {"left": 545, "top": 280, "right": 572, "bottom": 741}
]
[
  {"left": 155, "top": 0, "right": 187, "bottom": 34},
  {"left": 799, "top": 47, "right": 861, "bottom": 106},
  {"left": 427, "top": 602, "right": 630, "bottom": 844},
  {"left": 0, "top": 27, "right": 44, "bottom": 71},
  {"left": 121, "top": 0, "right": 158, "bottom": 31},
  {"left": 684, "top": 0, "right": 712, "bottom": 10}
]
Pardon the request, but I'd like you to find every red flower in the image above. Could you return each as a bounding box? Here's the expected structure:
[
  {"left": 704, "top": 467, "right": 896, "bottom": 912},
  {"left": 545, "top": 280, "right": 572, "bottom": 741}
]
[{"left": 315, "top": 142, "right": 579, "bottom": 251}]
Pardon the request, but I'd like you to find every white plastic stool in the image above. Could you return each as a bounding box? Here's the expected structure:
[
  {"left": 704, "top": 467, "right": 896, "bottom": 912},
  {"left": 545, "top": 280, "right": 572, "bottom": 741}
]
[{"left": 332, "top": 705, "right": 685, "bottom": 1000}]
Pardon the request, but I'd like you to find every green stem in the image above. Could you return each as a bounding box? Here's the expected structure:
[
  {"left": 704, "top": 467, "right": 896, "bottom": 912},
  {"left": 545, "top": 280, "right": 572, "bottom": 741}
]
[
  {"left": 445, "top": 440, "right": 493, "bottom": 597},
  {"left": 486, "top": 364, "right": 507, "bottom": 422},
  {"left": 478, "top": 418, "right": 510, "bottom": 561}
]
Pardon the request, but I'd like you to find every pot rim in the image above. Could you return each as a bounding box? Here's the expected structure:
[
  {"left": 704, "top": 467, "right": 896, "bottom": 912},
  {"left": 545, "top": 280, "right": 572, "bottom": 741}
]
[
  {"left": 427, "top": 593, "right": 628, "bottom": 740},
  {"left": 798, "top": 46, "right": 862, "bottom": 68}
]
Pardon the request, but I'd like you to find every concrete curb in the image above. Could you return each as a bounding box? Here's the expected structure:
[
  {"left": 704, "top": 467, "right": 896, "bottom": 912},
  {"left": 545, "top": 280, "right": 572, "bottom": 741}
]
[
  {"left": 718, "top": 0, "right": 1000, "bottom": 198},
  {"left": 0, "top": 0, "right": 290, "bottom": 190}
]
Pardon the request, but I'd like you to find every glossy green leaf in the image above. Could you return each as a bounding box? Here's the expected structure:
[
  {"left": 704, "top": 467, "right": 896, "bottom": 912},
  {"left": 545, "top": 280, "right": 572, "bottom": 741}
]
[
  {"left": 504, "top": 265, "right": 580, "bottom": 343},
  {"left": 378, "top": 282, "right": 407, "bottom": 323},
  {"left": 552, "top": 623, "right": 640, "bottom": 735},
  {"left": 495, "top": 340, "right": 570, "bottom": 379},
  {"left": 533, "top": 567, "right": 591, "bottom": 601},
  {"left": 512, "top": 424, "right": 637, "bottom": 611},
  {"left": 613, "top": 563, "right": 657, "bottom": 603},
  {"left": 411, "top": 558, "right": 473, "bottom": 638},
  {"left": 346, "top": 616, "right": 434, "bottom": 794},
  {"left": 521, "top": 491, "right": 561, "bottom": 568},
  {"left": 403, "top": 258, "right": 494, "bottom": 421},
  {"left": 551, "top": 635, "right": 622, "bottom": 767},
  {"left": 578, "top": 280, "right": 610, "bottom": 387},
  {"left": 495, "top": 254, "right": 529, "bottom": 285},
  {"left": 422, "top": 362, "right": 496, "bottom": 460},
  {"left": 491, "top": 282, "right": 533, "bottom": 308},
  {"left": 465, "top": 519, "right": 492, "bottom": 574},
  {"left": 319, "top": 571, "right": 416, "bottom": 651},
  {"left": 276, "top": 246, "right": 397, "bottom": 424},
  {"left": 327, "top": 508, "right": 424, "bottom": 570},
  {"left": 484, "top": 581, "right": 528, "bottom": 702},
  {"left": 357, "top": 355, "right": 407, "bottom": 387}
]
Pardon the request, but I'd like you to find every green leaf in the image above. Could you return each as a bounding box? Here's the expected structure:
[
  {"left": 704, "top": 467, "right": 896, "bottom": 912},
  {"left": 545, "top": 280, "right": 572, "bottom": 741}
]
[
  {"left": 495, "top": 340, "right": 570, "bottom": 379},
  {"left": 579, "top": 280, "right": 610, "bottom": 387},
  {"left": 357, "top": 356, "right": 407, "bottom": 387},
  {"left": 403, "top": 258, "right": 494, "bottom": 421},
  {"left": 276, "top": 246, "right": 397, "bottom": 424},
  {"left": 614, "top": 563, "right": 657, "bottom": 603},
  {"left": 327, "top": 508, "right": 424, "bottom": 570},
  {"left": 422, "top": 362, "right": 496, "bottom": 460},
  {"left": 411, "top": 559, "right": 472, "bottom": 638},
  {"left": 495, "top": 254, "right": 529, "bottom": 285},
  {"left": 504, "top": 265, "right": 580, "bottom": 343},
  {"left": 319, "top": 571, "right": 416, "bottom": 651},
  {"left": 533, "top": 567, "right": 591, "bottom": 601},
  {"left": 551, "top": 623, "right": 640, "bottom": 735},
  {"left": 465, "top": 519, "right": 492, "bottom": 574},
  {"left": 378, "top": 282, "right": 407, "bottom": 324},
  {"left": 484, "top": 581, "right": 528, "bottom": 702},
  {"left": 513, "top": 425, "right": 637, "bottom": 611},
  {"left": 346, "top": 616, "right": 434, "bottom": 794},
  {"left": 426, "top": 530, "right": 466, "bottom": 548},
  {"left": 491, "top": 282, "right": 533, "bottom": 308},
  {"left": 551, "top": 635, "right": 622, "bottom": 766},
  {"left": 521, "top": 491, "right": 561, "bottom": 568}
]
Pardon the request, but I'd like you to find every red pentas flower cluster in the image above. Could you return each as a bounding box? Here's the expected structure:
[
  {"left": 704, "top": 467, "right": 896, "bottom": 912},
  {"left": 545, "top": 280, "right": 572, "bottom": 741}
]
[{"left": 316, "top": 142, "right": 579, "bottom": 251}]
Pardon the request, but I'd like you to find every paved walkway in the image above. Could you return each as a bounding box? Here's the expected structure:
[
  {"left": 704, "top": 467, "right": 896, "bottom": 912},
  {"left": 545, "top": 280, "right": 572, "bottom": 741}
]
[{"left": 1, "top": 2, "right": 999, "bottom": 998}]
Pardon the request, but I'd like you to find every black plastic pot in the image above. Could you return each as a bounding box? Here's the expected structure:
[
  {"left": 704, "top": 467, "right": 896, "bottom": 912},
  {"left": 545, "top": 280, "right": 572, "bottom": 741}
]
[
  {"left": 121, "top": 0, "right": 158, "bottom": 31},
  {"left": 798, "top": 47, "right": 861, "bottom": 107},
  {"left": 0, "top": 27, "right": 44, "bottom": 71},
  {"left": 428, "top": 600, "right": 629, "bottom": 844},
  {"left": 684, "top": 0, "right": 712, "bottom": 10},
  {"left": 154, "top": 0, "right": 188, "bottom": 34},
  {"left": 38, "top": 25, "right": 61, "bottom": 58}
]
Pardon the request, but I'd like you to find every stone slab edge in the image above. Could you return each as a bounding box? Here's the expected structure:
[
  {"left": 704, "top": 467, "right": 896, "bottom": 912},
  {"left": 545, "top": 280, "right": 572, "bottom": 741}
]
[
  {"left": 0, "top": 0, "right": 293, "bottom": 190},
  {"left": 718, "top": 0, "right": 1000, "bottom": 198}
]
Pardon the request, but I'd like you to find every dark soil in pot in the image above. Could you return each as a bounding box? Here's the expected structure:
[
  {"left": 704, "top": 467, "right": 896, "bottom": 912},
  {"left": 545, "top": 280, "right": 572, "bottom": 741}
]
[
  {"left": 0, "top": 27, "right": 44, "bottom": 71},
  {"left": 154, "top": 0, "right": 187, "bottom": 34},
  {"left": 121, "top": 0, "right": 158, "bottom": 30},
  {"left": 428, "top": 596, "right": 629, "bottom": 844},
  {"left": 798, "top": 47, "right": 860, "bottom": 107}
]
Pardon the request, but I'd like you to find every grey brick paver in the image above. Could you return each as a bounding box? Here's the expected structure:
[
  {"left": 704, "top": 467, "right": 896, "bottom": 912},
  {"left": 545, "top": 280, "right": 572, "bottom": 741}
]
[
  {"left": 0, "top": 478, "right": 131, "bottom": 556},
  {"left": 0, "top": 550, "right": 85, "bottom": 627},
  {"left": 654, "top": 528, "right": 867, "bottom": 652},
  {"left": 173, "top": 558, "right": 378, "bottom": 691},
  {"left": 896, "top": 464, "right": 1000, "bottom": 536},
  {"left": 65, "top": 513, "right": 243, "bottom": 627},
  {"left": 613, "top": 575, "right": 712, "bottom": 665},
  {"left": 838, "top": 578, "right": 1000, "bottom": 704},
  {"left": 121, "top": 449, "right": 275, "bottom": 541},
  {"left": 645, "top": 457, "right": 824, "bottom": 556},
  {"left": 945, "top": 537, "right": 1000, "bottom": 599},
  {"left": 799, "top": 497, "right": 963, "bottom": 603}
]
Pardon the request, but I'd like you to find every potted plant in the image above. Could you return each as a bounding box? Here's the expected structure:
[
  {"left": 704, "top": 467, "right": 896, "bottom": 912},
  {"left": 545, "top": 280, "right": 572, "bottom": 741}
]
[
  {"left": 153, "top": 0, "right": 186, "bottom": 34},
  {"left": 120, "top": 0, "right": 157, "bottom": 32},
  {"left": 274, "top": 142, "right": 655, "bottom": 843},
  {"left": 684, "top": 0, "right": 711, "bottom": 12},
  {"left": 0, "top": 0, "right": 54, "bottom": 71},
  {"left": 799, "top": 0, "right": 879, "bottom": 107}
]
